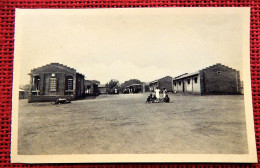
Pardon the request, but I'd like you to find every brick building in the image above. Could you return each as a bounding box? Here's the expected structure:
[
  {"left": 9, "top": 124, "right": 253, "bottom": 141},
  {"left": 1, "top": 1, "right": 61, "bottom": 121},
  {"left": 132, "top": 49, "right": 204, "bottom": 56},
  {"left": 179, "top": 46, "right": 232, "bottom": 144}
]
[
  {"left": 149, "top": 76, "right": 173, "bottom": 92},
  {"left": 28, "top": 63, "right": 85, "bottom": 102},
  {"left": 172, "top": 63, "right": 241, "bottom": 95}
]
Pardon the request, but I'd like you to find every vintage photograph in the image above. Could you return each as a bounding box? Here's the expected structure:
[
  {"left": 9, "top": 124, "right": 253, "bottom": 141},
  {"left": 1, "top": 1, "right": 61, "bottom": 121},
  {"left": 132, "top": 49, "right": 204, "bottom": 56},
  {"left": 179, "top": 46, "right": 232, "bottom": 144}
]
[{"left": 11, "top": 8, "right": 257, "bottom": 163}]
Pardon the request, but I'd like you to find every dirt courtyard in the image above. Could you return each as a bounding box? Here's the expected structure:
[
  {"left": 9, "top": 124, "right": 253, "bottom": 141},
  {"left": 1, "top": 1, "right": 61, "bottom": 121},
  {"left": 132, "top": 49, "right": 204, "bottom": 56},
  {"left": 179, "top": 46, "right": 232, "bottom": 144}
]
[{"left": 18, "top": 93, "right": 248, "bottom": 155}]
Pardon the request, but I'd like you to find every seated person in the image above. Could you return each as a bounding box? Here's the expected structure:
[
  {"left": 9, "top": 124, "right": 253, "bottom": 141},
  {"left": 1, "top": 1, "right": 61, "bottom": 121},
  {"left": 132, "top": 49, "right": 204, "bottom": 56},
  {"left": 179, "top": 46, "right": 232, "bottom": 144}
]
[
  {"left": 146, "top": 94, "right": 153, "bottom": 103},
  {"left": 164, "top": 95, "right": 170, "bottom": 103},
  {"left": 152, "top": 95, "right": 157, "bottom": 103}
]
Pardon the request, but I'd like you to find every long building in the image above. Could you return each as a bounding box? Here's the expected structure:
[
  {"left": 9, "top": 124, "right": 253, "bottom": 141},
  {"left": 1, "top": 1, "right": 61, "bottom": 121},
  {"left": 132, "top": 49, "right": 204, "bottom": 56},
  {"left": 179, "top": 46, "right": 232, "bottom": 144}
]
[
  {"left": 149, "top": 76, "right": 173, "bottom": 92},
  {"left": 172, "top": 63, "right": 241, "bottom": 95},
  {"left": 28, "top": 63, "right": 85, "bottom": 102}
]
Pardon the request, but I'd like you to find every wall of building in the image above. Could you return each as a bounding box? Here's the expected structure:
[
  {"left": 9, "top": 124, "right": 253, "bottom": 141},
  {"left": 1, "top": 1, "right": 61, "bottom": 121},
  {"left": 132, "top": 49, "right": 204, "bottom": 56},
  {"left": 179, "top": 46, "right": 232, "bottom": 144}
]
[
  {"left": 43, "top": 73, "right": 66, "bottom": 96},
  {"left": 201, "top": 64, "right": 241, "bottom": 94},
  {"left": 158, "top": 76, "right": 173, "bottom": 92},
  {"left": 76, "top": 74, "right": 85, "bottom": 98},
  {"left": 193, "top": 74, "right": 201, "bottom": 93},
  {"left": 185, "top": 75, "right": 201, "bottom": 94},
  {"left": 85, "top": 81, "right": 99, "bottom": 95},
  {"left": 28, "top": 63, "right": 85, "bottom": 102},
  {"left": 173, "top": 80, "right": 184, "bottom": 93},
  {"left": 98, "top": 87, "right": 107, "bottom": 94},
  {"left": 173, "top": 74, "right": 201, "bottom": 94}
]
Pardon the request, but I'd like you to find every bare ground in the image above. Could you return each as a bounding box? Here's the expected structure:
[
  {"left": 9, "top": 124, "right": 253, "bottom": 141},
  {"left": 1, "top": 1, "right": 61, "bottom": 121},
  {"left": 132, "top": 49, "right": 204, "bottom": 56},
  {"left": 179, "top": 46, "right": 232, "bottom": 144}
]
[{"left": 18, "top": 93, "right": 248, "bottom": 154}]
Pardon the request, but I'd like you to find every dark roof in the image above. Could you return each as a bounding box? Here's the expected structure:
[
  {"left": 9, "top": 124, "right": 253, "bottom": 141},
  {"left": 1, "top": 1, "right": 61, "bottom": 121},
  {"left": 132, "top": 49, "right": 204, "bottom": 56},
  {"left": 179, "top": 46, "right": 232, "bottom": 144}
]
[
  {"left": 126, "top": 83, "right": 142, "bottom": 87},
  {"left": 172, "top": 63, "right": 238, "bottom": 81},
  {"left": 173, "top": 71, "right": 199, "bottom": 81},
  {"left": 29, "top": 63, "right": 85, "bottom": 77},
  {"left": 85, "top": 80, "right": 99, "bottom": 85},
  {"left": 98, "top": 84, "right": 107, "bottom": 88},
  {"left": 150, "top": 76, "right": 172, "bottom": 84},
  {"left": 201, "top": 63, "right": 238, "bottom": 72},
  {"left": 174, "top": 73, "right": 188, "bottom": 79}
]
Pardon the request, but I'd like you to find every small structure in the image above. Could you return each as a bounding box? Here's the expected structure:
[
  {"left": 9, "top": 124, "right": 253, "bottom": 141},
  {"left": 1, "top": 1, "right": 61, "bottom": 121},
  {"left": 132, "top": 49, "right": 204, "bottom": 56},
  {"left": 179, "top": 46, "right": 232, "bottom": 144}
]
[
  {"left": 98, "top": 84, "right": 108, "bottom": 94},
  {"left": 172, "top": 63, "right": 241, "bottom": 95},
  {"left": 149, "top": 76, "right": 173, "bottom": 92},
  {"left": 84, "top": 80, "right": 99, "bottom": 96},
  {"left": 125, "top": 83, "right": 144, "bottom": 93},
  {"left": 28, "top": 63, "right": 85, "bottom": 102},
  {"left": 19, "top": 89, "right": 28, "bottom": 99}
]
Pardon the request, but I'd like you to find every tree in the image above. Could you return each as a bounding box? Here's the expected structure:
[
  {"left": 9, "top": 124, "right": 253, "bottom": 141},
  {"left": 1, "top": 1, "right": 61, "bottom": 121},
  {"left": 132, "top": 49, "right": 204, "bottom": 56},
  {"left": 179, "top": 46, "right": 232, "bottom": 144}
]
[
  {"left": 106, "top": 79, "right": 120, "bottom": 94},
  {"left": 20, "top": 84, "right": 30, "bottom": 92}
]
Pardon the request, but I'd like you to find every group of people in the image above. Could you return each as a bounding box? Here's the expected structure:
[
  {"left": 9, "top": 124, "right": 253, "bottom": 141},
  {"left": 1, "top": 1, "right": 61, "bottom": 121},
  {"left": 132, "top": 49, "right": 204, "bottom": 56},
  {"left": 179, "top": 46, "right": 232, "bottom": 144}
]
[{"left": 146, "top": 87, "right": 170, "bottom": 103}]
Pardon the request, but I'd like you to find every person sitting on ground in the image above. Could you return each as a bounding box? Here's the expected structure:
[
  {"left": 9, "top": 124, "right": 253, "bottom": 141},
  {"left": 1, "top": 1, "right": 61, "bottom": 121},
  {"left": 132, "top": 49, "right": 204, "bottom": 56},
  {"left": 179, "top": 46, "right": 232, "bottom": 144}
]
[
  {"left": 146, "top": 93, "right": 153, "bottom": 103},
  {"left": 152, "top": 94, "right": 157, "bottom": 103},
  {"left": 163, "top": 88, "right": 167, "bottom": 99},
  {"left": 164, "top": 94, "right": 170, "bottom": 103}
]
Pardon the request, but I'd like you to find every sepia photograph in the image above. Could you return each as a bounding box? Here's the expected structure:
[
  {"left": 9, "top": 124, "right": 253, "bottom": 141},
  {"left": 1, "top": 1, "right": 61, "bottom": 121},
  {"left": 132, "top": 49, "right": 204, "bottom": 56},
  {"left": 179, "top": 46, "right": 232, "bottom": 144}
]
[{"left": 11, "top": 8, "right": 257, "bottom": 163}]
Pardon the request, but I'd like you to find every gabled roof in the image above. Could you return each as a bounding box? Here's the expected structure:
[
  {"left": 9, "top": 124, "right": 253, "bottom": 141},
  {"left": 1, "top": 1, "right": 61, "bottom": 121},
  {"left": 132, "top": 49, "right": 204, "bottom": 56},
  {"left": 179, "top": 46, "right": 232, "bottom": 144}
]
[
  {"left": 174, "top": 73, "right": 188, "bottom": 79},
  {"left": 201, "top": 63, "right": 238, "bottom": 72},
  {"left": 173, "top": 71, "right": 199, "bottom": 81},
  {"left": 172, "top": 63, "right": 238, "bottom": 81},
  {"left": 126, "top": 83, "right": 142, "bottom": 88},
  {"left": 150, "top": 76, "right": 173, "bottom": 84},
  {"left": 98, "top": 84, "right": 107, "bottom": 88},
  {"left": 85, "top": 80, "right": 99, "bottom": 85},
  {"left": 29, "top": 63, "right": 85, "bottom": 77}
]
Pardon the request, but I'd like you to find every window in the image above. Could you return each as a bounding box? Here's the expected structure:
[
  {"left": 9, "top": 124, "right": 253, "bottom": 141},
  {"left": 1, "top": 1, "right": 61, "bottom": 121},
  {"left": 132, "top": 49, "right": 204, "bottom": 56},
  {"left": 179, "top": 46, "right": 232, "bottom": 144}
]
[
  {"left": 194, "top": 77, "right": 198, "bottom": 83},
  {"left": 174, "top": 82, "right": 177, "bottom": 86},
  {"left": 67, "top": 79, "right": 73, "bottom": 90},
  {"left": 187, "top": 79, "right": 190, "bottom": 84},
  {"left": 65, "top": 76, "right": 73, "bottom": 95},
  {"left": 66, "top": 76, "right": 73, "bottom": 90},
  {"left": 217, "top": 71, "right": 221, "bottom": 74},
  {"left": 179, "top": 81, "right": 181, "bottom": 86},
  {"left": 49, "top": 78, "right": 57, "bottom": 91}
]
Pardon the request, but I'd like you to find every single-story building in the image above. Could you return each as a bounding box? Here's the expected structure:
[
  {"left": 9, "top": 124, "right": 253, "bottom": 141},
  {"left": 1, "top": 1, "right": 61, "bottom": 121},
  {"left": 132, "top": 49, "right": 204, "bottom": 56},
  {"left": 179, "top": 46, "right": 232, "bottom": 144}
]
[
  {"left": 98, "top": 84, "right": 108, "bottom": 94},
  {"left": 125, "top": 83, "right": 145, "bottom": 93},
  {"left": 84, "top": 80, "right": 99, "bottom": 96},
  {"left": 19, "top": 89, "right": 28, "bottom": 99},
  {"left": 149, "top": 76, "right": 173, "bottom": 92},
  {"left": 28, "top": 63, "right": 85, "bottom": 102},
  {"left": 172, "top": 63, "right": 241, "bottom": 95}
]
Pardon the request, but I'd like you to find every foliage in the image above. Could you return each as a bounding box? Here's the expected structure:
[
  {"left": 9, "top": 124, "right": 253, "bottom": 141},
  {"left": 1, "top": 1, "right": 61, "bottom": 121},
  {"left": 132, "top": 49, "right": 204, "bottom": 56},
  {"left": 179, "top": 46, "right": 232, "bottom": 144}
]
[
  {"left": 105, "top": 79, "right": 120, "bottom": 94},
  {"left": 20, "top": 84, "right": 30, "bottom": 92}
]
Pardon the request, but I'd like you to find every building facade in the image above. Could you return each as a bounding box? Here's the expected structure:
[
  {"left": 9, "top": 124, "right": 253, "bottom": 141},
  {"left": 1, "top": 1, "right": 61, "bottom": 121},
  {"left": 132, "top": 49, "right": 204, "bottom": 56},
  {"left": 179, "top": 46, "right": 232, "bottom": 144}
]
[
  {"left": 98, "top": 84, "right": 108, "bottom": 94},
  {"left": 19, "top": 89, "right": 28, "bottom": 99},
  {"left": 172, "top": 63, "right": 241, "bottom": 95},
  {"left": 149, "top": 76, "right": 173, "bottom": 92},
  {"left": 28, "top": 63, "right": 85, "bottom": 102},
  {"left": 125, "top": 83, "right": 145, "bottom": 93},
  {"left": 84, "top": 80, "right": 99, "bottom": 96}
]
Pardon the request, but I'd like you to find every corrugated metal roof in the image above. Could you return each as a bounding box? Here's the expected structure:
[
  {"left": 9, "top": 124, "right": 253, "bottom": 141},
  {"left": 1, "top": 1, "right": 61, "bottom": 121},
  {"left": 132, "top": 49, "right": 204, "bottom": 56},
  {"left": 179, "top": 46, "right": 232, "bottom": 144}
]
[
  {"left": 126, "top": 83, "right": 142, "bottom": 87},
  {"left": 173, "top": 71, "right": 199, "bottom": 80},
  {"left": 149, "top": 76, "right": 172, "bottom": 84},
  {"left": 98, "top": 84, "right": 107, "bottom": 88}
]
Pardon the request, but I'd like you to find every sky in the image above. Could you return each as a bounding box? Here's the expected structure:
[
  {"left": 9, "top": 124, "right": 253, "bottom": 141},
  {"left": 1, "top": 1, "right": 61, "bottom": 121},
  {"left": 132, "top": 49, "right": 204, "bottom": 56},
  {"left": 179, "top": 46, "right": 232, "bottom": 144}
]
[{"left": 15, "top": 8, "right": 249, "bottom": 85}]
